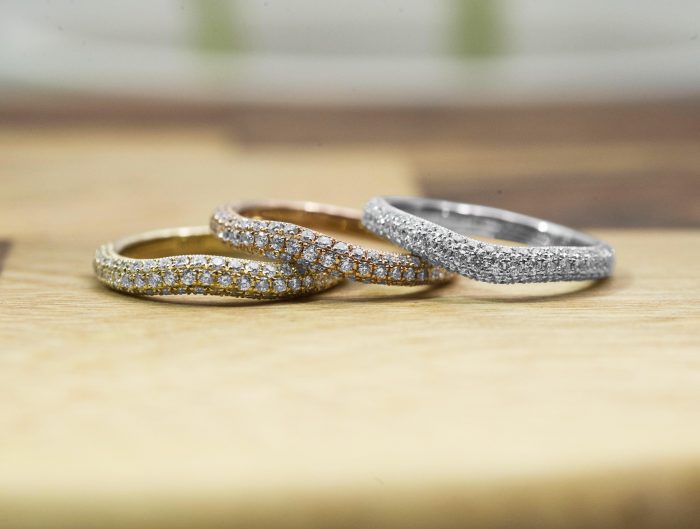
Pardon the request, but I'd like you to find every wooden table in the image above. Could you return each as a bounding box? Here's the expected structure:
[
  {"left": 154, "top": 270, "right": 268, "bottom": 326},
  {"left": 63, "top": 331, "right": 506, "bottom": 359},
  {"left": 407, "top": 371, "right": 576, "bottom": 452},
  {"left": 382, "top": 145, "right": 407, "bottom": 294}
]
[{"left": 1, "top": 113, "right": 699, "bottom": 528}]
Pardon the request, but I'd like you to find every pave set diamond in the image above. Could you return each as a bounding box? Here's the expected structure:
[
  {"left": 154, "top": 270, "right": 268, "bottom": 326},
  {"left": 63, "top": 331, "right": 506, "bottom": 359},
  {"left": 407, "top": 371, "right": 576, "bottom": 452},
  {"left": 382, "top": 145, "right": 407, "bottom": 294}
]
[
  {"left": 211, "top": 205, "right": 451, "bottom": 286},
  {"left": 93, "top": 234, "right": 340, "bottom": 299},
  {"left": 362, "top": 197, "right": 615, "bottom": 284}
]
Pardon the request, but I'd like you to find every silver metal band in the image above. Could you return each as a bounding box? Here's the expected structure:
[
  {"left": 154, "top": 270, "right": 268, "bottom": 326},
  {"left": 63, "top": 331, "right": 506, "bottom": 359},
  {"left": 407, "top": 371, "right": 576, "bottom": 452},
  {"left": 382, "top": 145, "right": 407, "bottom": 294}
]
[
  {"left": 93, "top": 226, "right": 341, "bottom": 299},
  {"left": 362, "top": 197, "right": 615, "bottom": 284}
]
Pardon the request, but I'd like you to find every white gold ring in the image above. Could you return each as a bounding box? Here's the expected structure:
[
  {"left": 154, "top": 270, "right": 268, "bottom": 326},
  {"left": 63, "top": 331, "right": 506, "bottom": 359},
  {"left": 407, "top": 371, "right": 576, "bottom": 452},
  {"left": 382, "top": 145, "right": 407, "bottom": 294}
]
[{"left": 362, "top": 196, "right": 615, "bottom": 284}]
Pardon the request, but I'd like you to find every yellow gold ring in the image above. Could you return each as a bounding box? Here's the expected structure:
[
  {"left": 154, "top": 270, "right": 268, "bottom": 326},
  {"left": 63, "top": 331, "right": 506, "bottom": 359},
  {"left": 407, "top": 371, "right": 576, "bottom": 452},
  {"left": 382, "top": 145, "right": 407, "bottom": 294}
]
[{"left": 93, "top": 226, "right": 341, "bottom": 299}]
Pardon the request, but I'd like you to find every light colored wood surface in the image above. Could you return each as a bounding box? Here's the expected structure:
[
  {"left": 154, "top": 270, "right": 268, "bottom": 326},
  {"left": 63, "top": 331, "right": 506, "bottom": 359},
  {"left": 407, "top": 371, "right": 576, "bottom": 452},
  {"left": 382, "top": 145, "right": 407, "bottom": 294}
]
[{"left": 1, "top": 128, "right": 700, "bottom": 528}]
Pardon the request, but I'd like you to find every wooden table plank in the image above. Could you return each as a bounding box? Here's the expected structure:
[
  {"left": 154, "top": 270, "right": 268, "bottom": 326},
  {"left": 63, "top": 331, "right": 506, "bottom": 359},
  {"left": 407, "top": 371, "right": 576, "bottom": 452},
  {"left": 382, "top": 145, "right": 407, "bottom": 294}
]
[{"left": 1, "top": 127, "right": 699, "bottom": 529}]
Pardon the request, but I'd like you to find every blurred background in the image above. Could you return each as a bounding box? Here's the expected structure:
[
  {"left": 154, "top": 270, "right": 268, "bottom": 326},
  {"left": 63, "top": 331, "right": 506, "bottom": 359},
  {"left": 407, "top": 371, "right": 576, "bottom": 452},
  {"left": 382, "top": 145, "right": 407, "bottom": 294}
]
[{"left": 1, "top": 0, "right": 699, "bottom": 228}]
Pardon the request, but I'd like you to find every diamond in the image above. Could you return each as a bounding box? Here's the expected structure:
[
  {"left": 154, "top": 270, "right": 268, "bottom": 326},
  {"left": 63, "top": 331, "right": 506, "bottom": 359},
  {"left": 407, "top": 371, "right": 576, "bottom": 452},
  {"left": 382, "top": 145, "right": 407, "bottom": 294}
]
[
  {"left": 163, "top": 271, "right": 176, "bottom": 286},
  {"left": 273, "top": 278, "right": 287, "bottom": 293},
  {"left": 175, "top": 256, "right": 189, "bottom": 266},
  {"left": 237, "top": 277, "right": 251, "bottom": 290},
  {"left": 211, "top": 256, "right": 225, "bottom": 269},
  {"left": 289, "top": 277, "right": 301, "bottom": 290},
  {"left": 218, "top": 274, "right": 232, "bottom": 287},
  {"left": 316, "top": 236, "right": 332, "bottom": 248},
  {"left": 302, "top": 246, "right": 317, "bottom": 262},
  {"left": 200, "top": 271, "right": 213, "bottom": 285},
  {"left": 256, "top": 279, "right": 270, "bottom": 292},
  {"left": 321, "top": 254, "right": 336, "bottom": 268},
  {"left": 301, "top": 230, "right": 316, "bottom": 242},
  {"left": 241, "top": 232, "right": 254, "bottom": 245},
  {"left": 120, "top": 274, "right": 132, "bottom": 288},
  {"left": 280, "top": 264, "right": 294, "bottom": 276},
  {"left": 134, "top": 274, "right": 146, "bottom": 288},
  {"left": 285, "top": 240, "right": 301, "bottom": 256},
  {"left": 182, "top": 270, "right": 196, "bottom": 285},
  {"left": 339, "top": 259, "right": 354, "bottom": 273},
  {"left": 246, "top": 262, "right": 260, "bottom": 273},
  {"left": 303, "top": 276, "right": 314, "bottom": 288},
  {"left": 192, "top": 256, "right": 207, "bottom": 266},
  {"left": 390, "top": 268, "right": 402, "bottom": 280},
  {"left": 270, "top": 235, "right": 285, "bottom": 251},
  {"left": 374, "top": 266, "right": 386, "bottom": 278},
  {"left": 148, "top": 273, "right": 161, "bottom": 287},
  {"left": 358, "top": 263, "right": 371, "bottom": 276},
  {"left": 332, "top": 241, "right": 349, "bottom": 253},
  {"left": 351, "top": 247, "right": 364, "bottom": 260},
  {"left": 404, "top": 269, "right": 416, "bottom": 281},
  {"left": 255, "top": 234, "right": 268, "bottom": 248}
]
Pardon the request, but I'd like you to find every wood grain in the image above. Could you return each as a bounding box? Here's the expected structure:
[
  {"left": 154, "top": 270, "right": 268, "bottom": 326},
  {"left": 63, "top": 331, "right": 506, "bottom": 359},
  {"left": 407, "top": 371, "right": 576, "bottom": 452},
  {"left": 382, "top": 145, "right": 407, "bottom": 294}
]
[{"left": 1, "top": 127, "right": 699, "bottom": 529}]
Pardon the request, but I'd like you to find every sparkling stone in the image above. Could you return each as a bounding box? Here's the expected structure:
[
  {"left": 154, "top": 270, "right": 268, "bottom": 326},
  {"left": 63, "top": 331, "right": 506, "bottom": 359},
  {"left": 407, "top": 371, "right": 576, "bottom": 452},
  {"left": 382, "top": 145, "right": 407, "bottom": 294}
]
[
  {"left": 211, "top": 256, "right": 225, "bottom": 269},
  {"left": 175, "top": 256, "right": 189, "bottom": 266},
  {"left": 404, "top": 269, "right": 416, "bottom": 281},
  {"left": 390, "top": 268, "right": 402, "bottom": 281},
  {"left": 316, "top": 236, "right": 332, "bottom": 248},
  {"left": 321, "top": 254, "right": 336, "bottom": 268},
  {"left": 246, "top": 262, "right": 260, "bottom": 273},
  {"left": 332, "top": 241, "right": 349, "bottom": 253},
  {"left": 148, "top": 273, "right": 161, "bottom": 287},
  {"left": 288, "top": 277, "right": 301, "bottom": 290},
  {"left": 358, "top": 263, "right": 371, "bottom": 276},
  {"left": 273, "top": 279, "right": 287, "bottom": 293},
  {"left": 200, "top": 271, "right": 213, "bottom": 285},
  {"left": 285, "top": 240, "right": 301, "bottom": 256},
  {"left": 374, "top": 266, "right": 387, "bottom": 278},
  {"left": 163, "top": 271, "right": 176, "bottom": 286},
  {"left": 120, "top": 275, "right": 132, "bottom": 288},
  {"left": 280, "top": 264, "right": 294, "bottom": 276},
  {"left": 240, "top": 232, "right": 254, "bottom": 245},
  {"left": 229, "top": 259, "right": 242, "bottom": 270},
  {"left": 218, "top": 274, "right": 232, "bottom": 287},
  {"left": 302, "top": 276, "right": 314, "bottom": 288},
  {"left": 417, "top": 270, "right": 427, "bottom": 282},
  {"left": 237, "top": 277, "right": 251, "bottom": 291},
  {"left": 366, "top": 250, "right": 381, "bottom": 262},
  {"left": 301, "top": 230, "right": 316, "bottom": 242},
  {"left": 302, "top": 246, "right": 317, "bottom": 262},
  {"left": 192, "top": 255, "right": 207, "bottom": 266},
  {"left": 270, "top": 235, "right": 285, "bottom": 251},
  {"left": 339, "top": 259, "right": 354, "bottom": 273},
  {"left": 194, "top": 287, "right": 205, "bottom": 294},
  {"left": 182, "top": 270, "right": 196, "bottom": 285},
  {"left": 134, "top": 274, "right": 146, "bottom": 288},
  {"left": 351, "top": 247, "right": 364, "bottom": 260},
  {"left": 256, "top": 279, "right": 270, "bottom": 292},
  {"left": 255, "top": 234, "right": 268, "bottom": 248}
]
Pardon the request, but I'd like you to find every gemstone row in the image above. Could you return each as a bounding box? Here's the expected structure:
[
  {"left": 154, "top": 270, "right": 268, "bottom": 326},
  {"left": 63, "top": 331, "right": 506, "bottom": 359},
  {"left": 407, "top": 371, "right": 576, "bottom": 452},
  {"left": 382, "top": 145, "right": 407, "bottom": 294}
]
[
  {"left": 93, "top": 246, "right": 340, "bottom": 299},
  {"left": 362, "top": 197, "right": 615, "bottom": 284},
  {"left": 211, "top": 207, "right": 452, "bottom": 286}
]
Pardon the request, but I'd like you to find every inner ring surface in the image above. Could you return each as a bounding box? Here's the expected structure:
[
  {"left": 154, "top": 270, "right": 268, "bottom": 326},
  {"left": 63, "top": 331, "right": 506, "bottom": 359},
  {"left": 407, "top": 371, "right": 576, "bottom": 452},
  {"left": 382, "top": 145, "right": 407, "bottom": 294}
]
[
  {"left": 387, "top": 197, "right": 599, "bottom": 248},
  {"left": 119, "top": 234, "right": 266, "bottom": 260}
]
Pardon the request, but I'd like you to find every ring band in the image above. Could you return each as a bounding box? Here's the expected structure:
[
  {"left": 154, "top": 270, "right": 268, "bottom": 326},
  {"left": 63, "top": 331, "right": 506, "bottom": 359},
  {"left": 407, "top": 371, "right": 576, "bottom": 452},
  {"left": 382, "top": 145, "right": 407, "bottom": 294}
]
[
  {"left": 211, "top": 201, "right": 451, "bottom": 286},
  {"left": 362, "top": 196, "right": 615, "bottom": 284},
  {"left": 93, "top": 226, "right": 341, "bottom": 299}
]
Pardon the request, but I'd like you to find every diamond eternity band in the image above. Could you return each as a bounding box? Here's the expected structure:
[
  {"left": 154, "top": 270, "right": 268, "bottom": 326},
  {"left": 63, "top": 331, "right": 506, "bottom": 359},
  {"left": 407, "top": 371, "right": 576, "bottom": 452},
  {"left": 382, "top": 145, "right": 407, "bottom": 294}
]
[
  {"left": 211, "top": 201, "right": 452, "bottom": 286},
  {"left": 362, "top": 196, "right": 615, "bottom": 284},
  {"left": 93, "top": 226, "right": 341, "bottom": 299}
]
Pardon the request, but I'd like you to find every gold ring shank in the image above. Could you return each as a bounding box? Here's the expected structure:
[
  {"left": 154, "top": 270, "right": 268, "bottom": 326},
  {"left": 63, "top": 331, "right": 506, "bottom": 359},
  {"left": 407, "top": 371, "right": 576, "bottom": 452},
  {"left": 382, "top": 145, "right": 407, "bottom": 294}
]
[
  {"left": 93, "top": 226, "right": 341, "bottom": 299},
  {"left": 211, "top": 201, "right": 452, "bottom": 286}
]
